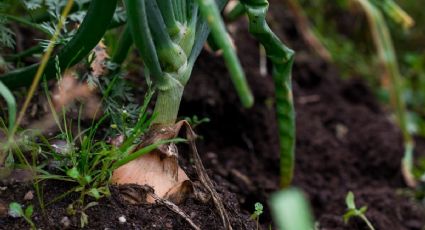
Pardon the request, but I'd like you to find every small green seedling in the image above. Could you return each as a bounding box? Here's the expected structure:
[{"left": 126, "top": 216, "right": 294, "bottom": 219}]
[
  {"left": 67, "top": 201, "right": 98, "bottom": 228},
  {"left": 8, "top": 202, "right": 36, "bottom": 229},
  {"left": 343, "top": 191, "right": 375, "bottom": 230},
  {"left": 250, "top": 202, "right": 264, "bottom": 229},
  {"left": 184, "top": 115, "right": 210, "bottom": 129}
]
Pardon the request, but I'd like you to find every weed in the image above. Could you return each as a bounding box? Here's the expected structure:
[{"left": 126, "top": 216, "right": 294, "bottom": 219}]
[
  {"left": 343, "top": 191, "right": 375, "bottom": 230},
  {"left": 8, "top": 202, "right": 36, "bottom": 229},
  {"left": 184, "top": 115, "right": 210, "bottom": 129},
  {"left": 66, "top": 201, "right": 98, "bottom": 228},
  {"left": 250, "top": 202, "right": 263, "bottom": 229}
]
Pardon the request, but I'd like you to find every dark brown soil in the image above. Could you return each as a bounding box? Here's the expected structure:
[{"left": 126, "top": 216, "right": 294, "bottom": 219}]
[
  {"left": 180, "top": 2, "right": 425, "bottom": 229},
  {"left": 1, "top": 1, "right": 425, "bottom": 229},
  {"left": 0, "top": 180, "right": 253, "bottom": 229}
]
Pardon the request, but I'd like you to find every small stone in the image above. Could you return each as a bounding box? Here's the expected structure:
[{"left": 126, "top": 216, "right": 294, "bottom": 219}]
[
  {"left": 60, "top": 216, "right": 71, "bottom": 228},
  {"left": 24, "top": 191, "right": 34, "bottom": 200},
  {"left": 335, "top": 123, "right": 348, "bottom": 140},
  {"left": 118, "top": 215, "right": 126, "bottom": 223}
]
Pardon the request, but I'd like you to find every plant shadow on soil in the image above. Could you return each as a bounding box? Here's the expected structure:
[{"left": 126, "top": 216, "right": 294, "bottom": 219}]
[{"left": 1, "top": 1, "right": 425, "bottom": 229}]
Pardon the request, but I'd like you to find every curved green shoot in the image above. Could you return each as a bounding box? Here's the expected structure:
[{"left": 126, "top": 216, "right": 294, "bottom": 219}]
[
  {"left": 0, "top": 81, "right": 16, "bottom": 133},
  {"left": 355, "top": 0, "right": 415, "bottom": 187},
  {"left": 196, "top": 0, "right": 254, "bottom": 108},
  {"left": 240, "top": 0, "right": 296, "bottom": 188},
  {"left": 370, "top": 0, "right": 414, "bottom": 29}
]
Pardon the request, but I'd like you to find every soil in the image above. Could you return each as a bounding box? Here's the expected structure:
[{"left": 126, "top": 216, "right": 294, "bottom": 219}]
[{"left": 1, "top": 1, "right": 425, "bottom": 229}]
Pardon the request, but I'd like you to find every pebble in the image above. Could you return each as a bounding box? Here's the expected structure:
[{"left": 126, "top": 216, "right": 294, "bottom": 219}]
[
  {"left": 24, "top": 190, "right": 34, "bottom": 200},
  {"left": 165, "top": 222, "right": 173, "bottom": 228},
  {"left": 118, "top": 215, "right": 126, "bottom": 223},
  {"left": 60, "top": 216, "right": 71, "bottom": 228}
]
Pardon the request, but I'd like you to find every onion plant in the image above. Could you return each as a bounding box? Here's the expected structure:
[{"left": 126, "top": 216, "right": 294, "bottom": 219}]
[{"left": 0, "top": 0, "right": 296, "bottom": 211}]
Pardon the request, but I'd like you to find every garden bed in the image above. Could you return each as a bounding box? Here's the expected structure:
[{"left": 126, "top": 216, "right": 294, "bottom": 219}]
[{"left": 1, "top": 1, "right": 425, "bottom": 229}]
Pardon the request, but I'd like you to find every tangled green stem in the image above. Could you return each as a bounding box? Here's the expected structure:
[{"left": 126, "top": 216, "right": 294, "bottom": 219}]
[{"left": 240, "top": 0, "right": 296, "bottom": 188}]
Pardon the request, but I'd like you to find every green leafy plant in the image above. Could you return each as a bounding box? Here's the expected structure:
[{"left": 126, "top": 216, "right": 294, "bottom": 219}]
[
  {"left": 35, "top": 90, "right": 184, "bottom": 204},
  {"left": 8, "top": 202, "right": 36, "bottom": 229},
  {"left": 343, "top": 191, "right": 375, "bottom": 230}
]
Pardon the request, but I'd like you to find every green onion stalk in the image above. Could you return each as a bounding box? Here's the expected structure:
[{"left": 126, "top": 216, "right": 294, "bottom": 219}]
[
  {"left": 111, "top": 5, "right": 256, "bottom": 228},
  {"left": 238, "top": 0, "right": 296, "bottom": 188},
  {"left": 125, "top": 0, "right": 253, "bottom": 126}
]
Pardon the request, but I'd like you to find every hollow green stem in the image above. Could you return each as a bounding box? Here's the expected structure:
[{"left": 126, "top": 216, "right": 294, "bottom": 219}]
[
  {"left": 145, "top": 0, "right": 187, "bottom": 72},
  {"left": 225, "top": 1, "right": 245, "bottom": 22},
  {"left": 153, "top": 76, "right": 185, "bottom": 125},
  {"left": 125, "top": 0, "right": 165, "bottom": 86},
  {"left": 111, "top": 25, "right": 133, "bottom": 65},
  {"left": 241, "top": 0, "right": 296, "bottom": 188},
  {"left": 156, "top": 0, "right": 180, "bottom": 36},
  {"left": 197, "top": 0, "right": 254, "bottom": 108},
  {"left": 172, "top": 0, "right": 183, "bottom": 22}
]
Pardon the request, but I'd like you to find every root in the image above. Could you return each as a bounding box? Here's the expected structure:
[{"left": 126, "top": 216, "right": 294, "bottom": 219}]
[
  {"left": 117, "top": 185, "right": 200, "bottom": 230},
  {"left": 176, "top": 120, "right": 233, "bottom": 230},
  {"left": 150, "top": 192, "right": 201, "bottom": 230}
]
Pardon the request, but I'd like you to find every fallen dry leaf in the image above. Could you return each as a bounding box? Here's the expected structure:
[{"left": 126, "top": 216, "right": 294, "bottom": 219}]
[{"left": 91, "top": 40, "right": 110, "bottom": 77}]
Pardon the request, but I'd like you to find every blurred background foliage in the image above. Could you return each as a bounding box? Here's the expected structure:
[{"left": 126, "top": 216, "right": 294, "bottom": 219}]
[{"left": 294, "top": 0, "right": 425, "bottom": 137}]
